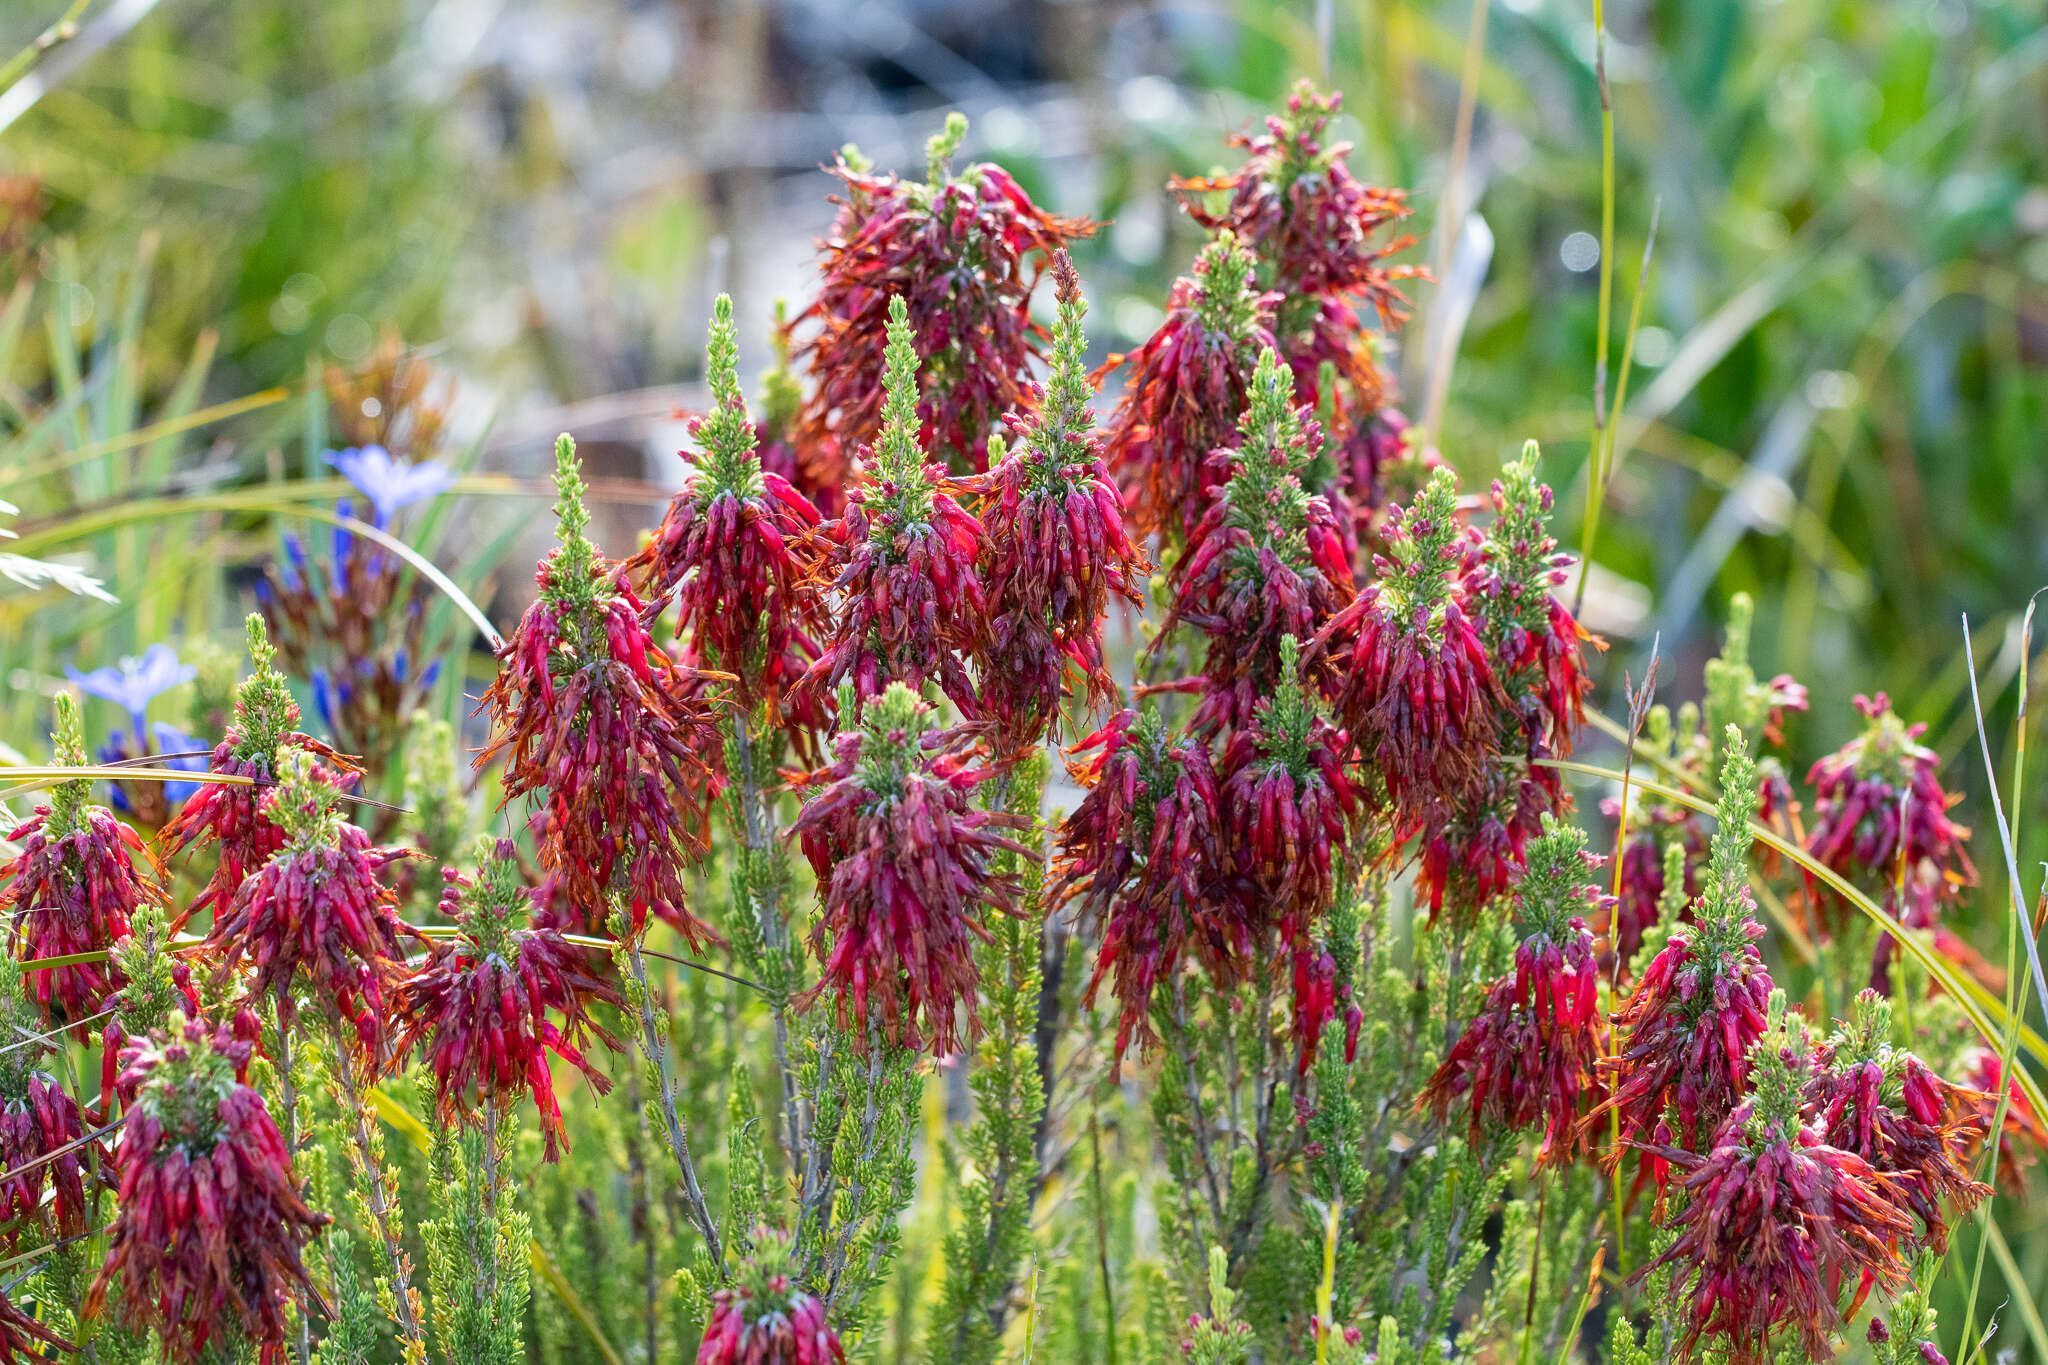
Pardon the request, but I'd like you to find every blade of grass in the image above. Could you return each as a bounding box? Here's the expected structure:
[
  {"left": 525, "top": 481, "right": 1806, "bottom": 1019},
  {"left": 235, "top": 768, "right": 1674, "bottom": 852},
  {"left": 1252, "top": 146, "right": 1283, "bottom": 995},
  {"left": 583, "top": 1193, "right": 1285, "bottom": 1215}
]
[
  {"left": 1976, "top": 1215, "right": 2048, "bottom": 1365},
  {"left": 6, "top": 385, "right": 288, "bottom": 483}
]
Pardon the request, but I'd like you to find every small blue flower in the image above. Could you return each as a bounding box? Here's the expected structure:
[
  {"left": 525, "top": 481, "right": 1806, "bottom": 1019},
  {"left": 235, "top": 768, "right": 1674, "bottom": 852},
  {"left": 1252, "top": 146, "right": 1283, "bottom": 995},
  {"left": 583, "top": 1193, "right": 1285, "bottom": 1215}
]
[
  {"left": 333, "top": 498, "right": 356, "bottom": 563},
  {"left": 67, "top": 644, "right": 196, "bottom": 747},
  {"left": 325, "top": 445, "right": 455, "bottom": 530}
]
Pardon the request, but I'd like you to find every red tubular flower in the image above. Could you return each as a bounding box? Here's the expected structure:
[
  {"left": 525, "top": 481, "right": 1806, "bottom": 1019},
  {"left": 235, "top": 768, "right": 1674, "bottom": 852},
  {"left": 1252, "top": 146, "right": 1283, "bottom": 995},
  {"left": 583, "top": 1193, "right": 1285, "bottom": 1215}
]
[
  {"left": 476, "top": 436, "right": 721, "bottom": 943},
  {"left": 791, "top": 685, "right": 1027, "bottom": 1054},
  {"left": 204, "top": 749, "right": 412, "bottom": 1059},
  {"left": 977, "top": 249, "right": 1147, "bottom": 755},
  {"left": 1804, "top": 692, "right": 1975, "bottom": 937},
  {"left": 788, "top": 113, "right": 1095, "bottom": 475},
  {"left": 397, "top": 838, "right": 623, "bottom": 1160},
  {"left": 1596, "top": 728, "right": 1777, "bottom": 1164},
  {"left": 1154, "top": 344, "right": 1354, "bottom": 739},
  {"left": 1095, "top": 232, "right": 1279, "bottom": 541},
  {"left": 161, "top": 616, "right": 358, "bottom": 931},
  {"left": 800, "top": 294, "right": 990, "bottom": 718},
  {"left": 89, "top": 1015, "right": 329, "bottom": 1365},
  {"left": 1310, "top": 465, "right": 1502, "bottom": 820},
  {"left": 1055, "top": 710, "right": 1240, "bottom": 1064},
  {"left": 1423, "top": 818, "right": 1608, "bottom": 1164},
  {"left": 1, "top": 695, "right": 161, "bottom": 1027},
  {"left": 1805, "top": 992, "right": 1990, "bottom": 1253},
  {"left": 696, "top": 1230, "right": 845, "bottom": 1365},
  {"left": 630, "top": 295, "right": 827, "bottom": 748}
]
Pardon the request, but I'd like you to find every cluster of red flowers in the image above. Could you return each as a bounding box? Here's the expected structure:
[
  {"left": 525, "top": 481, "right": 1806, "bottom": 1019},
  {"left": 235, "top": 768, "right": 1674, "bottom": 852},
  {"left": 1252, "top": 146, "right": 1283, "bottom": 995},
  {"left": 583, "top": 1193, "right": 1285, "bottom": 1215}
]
[
  {"left": 1097, "top": 232, "right": 1279, "bottom": 541},
  {"left": 0, "top": 695, "right": 161, "bottom": 1026},
  {"left": 629, "top": 294, "right": 831, "bottom": 757},
  {"left": 1422, "top": 818, "right": 1608, "bottom": 1164},
  {"left": 1597, "top": 730, "right": 1779, "bottom": 1168},
  {"left": 1636, "top": 1006, "right": 1913, "bottom": 1365},
  {"left": 90, "top": 1016, "right": 328, "bottom": 1365},
  {"left": 1157, "top": 344, "right": 1354, "bottom": 738},
  {"left": 1058, "top": 709, "right": 1230, "bottom": 1061},
  {"left": 791, "top": 684, "right": 1028, "bottom": 1054},
  {"left": 799, "top": 295, "right": 991, "bottom": 718},
  {"left": 397, "top": 837, "right": 623, "bottom": 1158},
  {"left": 788, "top": 112, "right": 1094, "bottom": 476},
  {"left": 975, "top": 249, "right": 1147, "bottom": 755},
  {"left": 203, "top": 747, "right": 413, "bottom": 1056},
  {"left": 1171, "top": 81, "right": 1421, "bottom": 529},
  {"left": 1803, "top": 692, "right": 1976, "bottom": 966},
  {"left": 0, "top": 964, "right": 91, "bottom": 1241},
  {"left": 696, "top": 1231, "right": 846, "bottom": 1365},
  {"left": 1804, "top": 991, "right": 1991, "bottom": 1253},
  {"left": 476, "top": 436, "right": 722, "bottom": 942},
  {"left": 162, "top": 616, "right": 357, "bottom": 930}
]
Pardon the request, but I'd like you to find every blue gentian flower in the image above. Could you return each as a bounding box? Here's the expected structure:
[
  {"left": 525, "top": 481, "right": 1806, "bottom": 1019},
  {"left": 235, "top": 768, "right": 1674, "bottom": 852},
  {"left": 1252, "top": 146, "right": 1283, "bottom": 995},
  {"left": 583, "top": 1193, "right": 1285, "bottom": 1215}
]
[
  {"left": 67, "top": 644, "right": 196, "bottom": 747},
  {"left": 325, "top": 445, "right": 455, "bottom": 529}
]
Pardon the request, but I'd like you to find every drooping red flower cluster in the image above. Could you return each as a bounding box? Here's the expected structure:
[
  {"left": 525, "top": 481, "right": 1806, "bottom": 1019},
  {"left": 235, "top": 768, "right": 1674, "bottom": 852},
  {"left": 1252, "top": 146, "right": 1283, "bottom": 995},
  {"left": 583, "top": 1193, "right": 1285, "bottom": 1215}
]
[
  {"left": 1172, "top": 82, "right": 1421, "bottom": 529},
  {"left": 629, "top": 293, "right": 830, "bottom": 759},
  {"left": 1596, "top": 729, "right": 1776, "bottom": 1168},
  {"left": 788, "top": 112, "right": 1094, "bottom": 476},
  {"left": 161, "top": 616, "right": 359, "bottom": 931},
  {"left": 696, "top": 1231, "right": 846, "bottom": 1365},
  {"left": 1, "top": 696, "right": 160, "bottom": 1027},
  {"left": 1422, "top": 818, "right": 1608, "bottom": 1164},
  {"left": 975, "top": 249, "right": 1146, "bottom": 755},
  {"left": 476, "top": 436, "right": 721, "bottom": 942},
  {"left": 1637, "top": 1015, "right": 1912, "bottom": 1365},
  {"left": 0, "top": 1071, "right": 89, "bottom": 1239},
  {"left": 397, "top": 838, "right": 623, "bottom": 1160},
  {"left": 90, "top": 1015, "right": 329, "bottom": 1365},
  {"left": 0, "top": 957, "right": 92, "bottom": 1244},
  {"left": 1096, "top": 232, "right": 1278, "bottom": 541},
  {"left": 1804, "top": 991, "right": 1990, "bottom": 1254},
  {"left": 1407, "top": 448, "right": 1594, "bottom": 915},
  {"left": 791, "top": 685, "right": 1027, "bottom": 1054},
  {"left": 1310, "top": 466, "right": 1502, "bottom": 892},
  {"left": 1057, "top": 709, "right": 1234, "bottom": 1064},
  {"left": 1804, "top": 692, "right": 1975, "bottom": 937},
  {"left": 800, "top": 295, "right": 990, "bottom": 719},
  {"left": 203, "top": 748, "right": 413, "bottom": 1058},
  {"left": 1155, "top": 344, "right": 1354, "bottom": 739},
  {"left": 1215, "top": 641, "right": 1357, "bottom": 1070}
]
